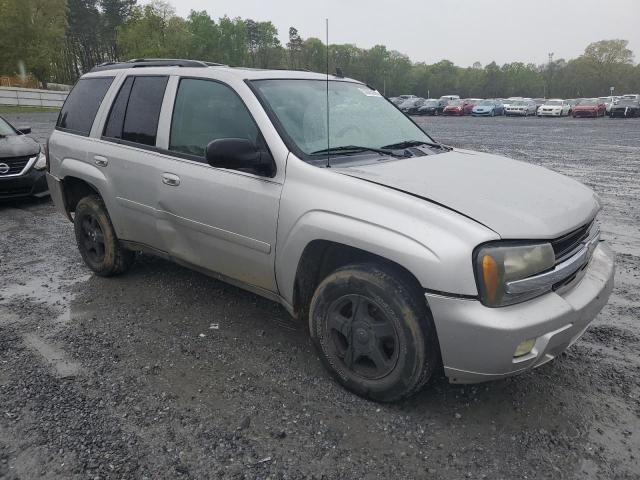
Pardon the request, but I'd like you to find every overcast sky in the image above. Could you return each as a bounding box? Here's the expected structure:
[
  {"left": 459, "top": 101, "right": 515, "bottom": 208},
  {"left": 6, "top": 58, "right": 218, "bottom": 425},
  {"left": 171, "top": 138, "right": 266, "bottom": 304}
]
[{"left": 159, "top": 0, "right": 640, "bottom": 66}]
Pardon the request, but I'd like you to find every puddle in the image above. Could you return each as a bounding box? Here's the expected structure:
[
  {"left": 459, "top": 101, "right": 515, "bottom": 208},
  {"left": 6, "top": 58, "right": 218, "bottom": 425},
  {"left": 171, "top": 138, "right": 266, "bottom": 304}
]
[
  {"left": 1, "top": 274, "right": 91, "bottom": 325},
  {"left": 22, "top": 333, "right": 82, "bottom": 378}
]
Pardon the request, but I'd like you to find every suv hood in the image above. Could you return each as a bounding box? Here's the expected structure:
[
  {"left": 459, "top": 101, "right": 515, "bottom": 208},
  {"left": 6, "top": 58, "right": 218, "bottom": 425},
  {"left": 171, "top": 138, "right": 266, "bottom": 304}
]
[{"left": 336, "top": 149, "right": 599, "bottom": 239}]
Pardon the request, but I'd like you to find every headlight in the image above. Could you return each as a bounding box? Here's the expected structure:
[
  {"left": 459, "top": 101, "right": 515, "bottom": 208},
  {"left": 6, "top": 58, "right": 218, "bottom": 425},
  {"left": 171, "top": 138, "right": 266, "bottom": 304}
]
[
  {"left": 475, "top": 242, "right": 555, "bottom": 307},
  {"left": 33, "top": 151, "right": 46, "bottom": 170}
]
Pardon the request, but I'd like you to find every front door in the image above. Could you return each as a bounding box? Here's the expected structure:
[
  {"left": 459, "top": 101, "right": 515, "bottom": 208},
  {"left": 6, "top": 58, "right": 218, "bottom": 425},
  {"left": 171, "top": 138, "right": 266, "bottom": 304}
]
[{"left": 153, "top": 78, "right": 282, "bottom": 292}]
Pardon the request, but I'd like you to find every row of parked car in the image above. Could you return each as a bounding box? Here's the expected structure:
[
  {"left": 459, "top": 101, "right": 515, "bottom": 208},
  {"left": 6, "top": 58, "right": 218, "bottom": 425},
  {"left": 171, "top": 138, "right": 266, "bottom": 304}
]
[{"left": 390, "top": 94, "right": 640, "bottom": 118}]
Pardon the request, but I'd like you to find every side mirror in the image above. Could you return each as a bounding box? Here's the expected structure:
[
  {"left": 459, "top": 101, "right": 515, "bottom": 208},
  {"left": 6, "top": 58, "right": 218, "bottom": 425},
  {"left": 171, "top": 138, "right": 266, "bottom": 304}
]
[
  {"left": 17, "top": 126, "right": 31, "bottom": 134},
  {"left": 205, "top": 138, "right": 273, "bottom": 176}
]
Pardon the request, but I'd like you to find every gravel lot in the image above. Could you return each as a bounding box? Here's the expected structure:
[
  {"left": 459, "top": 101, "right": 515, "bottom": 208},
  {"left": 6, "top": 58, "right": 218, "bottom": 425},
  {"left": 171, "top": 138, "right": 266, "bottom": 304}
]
[{"left": 1, "top": 112, "right": 639, "bottom": 479}]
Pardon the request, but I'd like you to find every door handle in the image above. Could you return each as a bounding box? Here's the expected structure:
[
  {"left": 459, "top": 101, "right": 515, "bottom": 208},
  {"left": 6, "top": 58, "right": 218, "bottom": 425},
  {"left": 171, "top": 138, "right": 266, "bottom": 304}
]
[
  {"left": 94, "top": 155, "right": 108, "bottom": 167},
  {"left": 161, "top": 173, "right": 180, "bottom": 187}
]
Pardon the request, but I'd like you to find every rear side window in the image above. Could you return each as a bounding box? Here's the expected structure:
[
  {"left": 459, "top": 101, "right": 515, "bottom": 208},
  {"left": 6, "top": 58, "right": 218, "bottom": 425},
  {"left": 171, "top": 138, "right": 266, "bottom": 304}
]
[
  {"left": 56, "top": 77, "right": 114, "bottom": 136},
  {"left": 103, "top": 76, "right": 134, "bottom": 139},
  {"left": 103, "top": 75, "right": 168, "bottom": 147}
]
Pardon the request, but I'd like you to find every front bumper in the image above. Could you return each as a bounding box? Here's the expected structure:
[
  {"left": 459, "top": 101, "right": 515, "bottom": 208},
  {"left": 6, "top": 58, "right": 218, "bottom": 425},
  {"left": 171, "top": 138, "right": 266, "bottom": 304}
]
[
  {"left": 472, "top": 111, "right": 492, "bottom": 116},
  {"left": 0, "top": 167, "right": 48, "bottom": 200},
  {"left": 427, "top": 242, "right": 615, "bottom": 384},
  {"left": 573, "top": 110, "right": 598, "bottom": 118},
  {"left": 505, "top": 110, "right": 527, "bottom": 116},
  {"left": 538, "top": 110, "right": 562, "bottom": 116}
]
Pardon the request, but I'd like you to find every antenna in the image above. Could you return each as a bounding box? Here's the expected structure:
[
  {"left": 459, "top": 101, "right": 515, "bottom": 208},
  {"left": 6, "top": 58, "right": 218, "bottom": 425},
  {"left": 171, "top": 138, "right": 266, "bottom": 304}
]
[{"left": 325, "top": 18, "right": 331, "bottom": 169}]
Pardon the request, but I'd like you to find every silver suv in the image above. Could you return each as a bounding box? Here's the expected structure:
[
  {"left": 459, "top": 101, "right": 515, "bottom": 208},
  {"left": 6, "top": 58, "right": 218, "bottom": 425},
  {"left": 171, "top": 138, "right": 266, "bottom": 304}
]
[{"left": 46, "top": 59, "right": 615, "bottom": 402}]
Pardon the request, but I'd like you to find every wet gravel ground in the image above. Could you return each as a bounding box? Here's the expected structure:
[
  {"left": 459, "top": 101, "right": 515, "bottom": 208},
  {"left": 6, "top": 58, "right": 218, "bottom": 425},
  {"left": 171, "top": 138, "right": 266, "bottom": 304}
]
[{"left": 1, "top": 113, "right": 639, "bottom": 479}]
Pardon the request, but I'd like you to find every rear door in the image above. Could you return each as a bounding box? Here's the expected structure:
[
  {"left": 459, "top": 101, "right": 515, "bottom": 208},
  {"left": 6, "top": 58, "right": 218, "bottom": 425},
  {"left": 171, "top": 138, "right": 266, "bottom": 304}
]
[
  {"left": 151, "top": 77, "right": 283, "bottom": 292},
  {"left": 92, "top": 74, "right": 169, "bottom": 248}
]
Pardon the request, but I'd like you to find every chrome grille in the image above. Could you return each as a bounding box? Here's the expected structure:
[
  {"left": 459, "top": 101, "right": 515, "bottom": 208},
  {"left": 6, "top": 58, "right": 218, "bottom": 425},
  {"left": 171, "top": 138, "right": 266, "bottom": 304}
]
[
  {"left": 0, "top": 155, "right": 31, "bottom": 176},
  {"left": 551, "top": 221, "right": 594, "bottom": 263}
]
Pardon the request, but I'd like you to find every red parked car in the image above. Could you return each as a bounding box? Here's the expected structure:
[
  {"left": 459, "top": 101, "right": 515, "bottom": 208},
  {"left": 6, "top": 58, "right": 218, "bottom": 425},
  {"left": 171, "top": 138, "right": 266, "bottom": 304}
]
[
  {"left": 443, "top": 99, "right": 467, "bottom": 116},
  {"left": 463, "top": 99, "right": 482, "bottom": 115},
  {"left": 572, "top": 98, "right": 606, "bottom": 118}
]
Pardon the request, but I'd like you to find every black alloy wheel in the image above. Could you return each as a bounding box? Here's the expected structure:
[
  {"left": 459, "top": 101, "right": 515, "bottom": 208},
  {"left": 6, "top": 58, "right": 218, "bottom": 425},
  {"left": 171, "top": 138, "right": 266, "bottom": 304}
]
[
  {"left": 326, "top": 294, "right": 399, "bottom": 380},
  {"left": 74, "top": 195, "right": 135, "bottom": 276},
  {"left": 309, "top": 262, "right": 439, "bottom": 402},
  {"left": 79, "top": 213, "right": 105, "bottom": 264}
]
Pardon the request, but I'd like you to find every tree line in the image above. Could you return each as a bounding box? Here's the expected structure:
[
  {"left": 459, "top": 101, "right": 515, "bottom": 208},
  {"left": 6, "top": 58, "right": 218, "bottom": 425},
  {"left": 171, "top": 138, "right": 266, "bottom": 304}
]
[{"left": 1, "top": 0, "right": 639, "bottom": 98}]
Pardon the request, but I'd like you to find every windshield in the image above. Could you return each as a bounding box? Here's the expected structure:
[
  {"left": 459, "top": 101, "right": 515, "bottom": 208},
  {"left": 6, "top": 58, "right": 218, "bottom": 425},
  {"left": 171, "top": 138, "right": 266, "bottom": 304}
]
[
  {"left": 0, "top": 117, "right": 17, "bottom": 137},
  {"left": 578, "top": 99, "right": 598, "bottom": 106},
  {"left": 447, "top": 100, "right": 463, "bottom": 106},
  {"left": 423, "top": 100, "right": 439, "bottom": 106},
  {"left": 617, "top": 99, "right": 637, "bottom": 106},
  {"left": 546, "top": 100, "right": 563, "bottom": 106},
  {"left": 251, "top": 79, "right": 434, "bottom": 157},
  {"left": 478, "top": 100, "right": 494, "bottom": 106}
]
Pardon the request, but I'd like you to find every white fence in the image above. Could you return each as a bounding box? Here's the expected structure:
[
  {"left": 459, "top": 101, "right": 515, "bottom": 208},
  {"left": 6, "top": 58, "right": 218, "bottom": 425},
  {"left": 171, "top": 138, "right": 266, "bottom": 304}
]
[{"left": 0, "top": 87, "right": 68, "bottom": 108}]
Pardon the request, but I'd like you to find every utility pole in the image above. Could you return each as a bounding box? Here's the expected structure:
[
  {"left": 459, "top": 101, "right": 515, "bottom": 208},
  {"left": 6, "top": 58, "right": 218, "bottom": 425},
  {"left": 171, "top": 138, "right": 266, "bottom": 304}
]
[{"left": 546, "top": 52, "right": 554, "bottom": 98}]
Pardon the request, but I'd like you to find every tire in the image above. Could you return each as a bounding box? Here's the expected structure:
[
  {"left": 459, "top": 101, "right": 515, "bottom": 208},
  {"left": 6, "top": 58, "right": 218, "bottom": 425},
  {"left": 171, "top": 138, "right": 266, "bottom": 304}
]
[
  {"left": 309, "top": 263, "right": 439, "bottom": 402},
  {"left": 74, "top": 195, "right": 135, "bottom": 276}
]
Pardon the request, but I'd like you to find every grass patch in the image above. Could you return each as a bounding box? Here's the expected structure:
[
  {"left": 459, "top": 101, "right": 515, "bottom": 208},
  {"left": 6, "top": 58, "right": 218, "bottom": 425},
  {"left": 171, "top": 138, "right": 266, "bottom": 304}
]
[{"left": 0, "top": 105, "right": 60, "bottom": 114}]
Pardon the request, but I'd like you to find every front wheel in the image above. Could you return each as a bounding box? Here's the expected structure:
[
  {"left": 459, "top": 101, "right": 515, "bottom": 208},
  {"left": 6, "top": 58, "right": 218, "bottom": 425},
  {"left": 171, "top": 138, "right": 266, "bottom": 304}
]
[
  {"left": 309, "top": 263, "right": 439, "bottom": 402},
  {"left": 74, "top": 195, "right": 135, "bottom": 276}
]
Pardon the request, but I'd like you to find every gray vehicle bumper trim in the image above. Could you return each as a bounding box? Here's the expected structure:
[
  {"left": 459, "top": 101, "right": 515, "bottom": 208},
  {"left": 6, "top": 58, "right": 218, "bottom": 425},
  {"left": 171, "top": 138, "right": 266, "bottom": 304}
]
[{"left": 426, "top": 242, "right": 615, "bottom": 384}]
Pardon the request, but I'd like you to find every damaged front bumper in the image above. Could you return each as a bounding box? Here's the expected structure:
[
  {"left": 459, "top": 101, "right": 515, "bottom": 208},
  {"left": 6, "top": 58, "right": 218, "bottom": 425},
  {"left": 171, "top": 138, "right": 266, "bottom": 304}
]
[{"left": 427, "top": 242, "right": 615, "bottom": 384}]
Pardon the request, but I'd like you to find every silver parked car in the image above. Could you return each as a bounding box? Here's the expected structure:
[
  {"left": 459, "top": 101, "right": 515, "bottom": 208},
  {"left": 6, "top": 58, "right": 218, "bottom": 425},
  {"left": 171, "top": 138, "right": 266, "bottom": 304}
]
[
  {"left": 504, "top": 99, "right": 537, "bottom": 116},
  {"left": 46, "top": 59, "right": 615, "bottom": 402}
]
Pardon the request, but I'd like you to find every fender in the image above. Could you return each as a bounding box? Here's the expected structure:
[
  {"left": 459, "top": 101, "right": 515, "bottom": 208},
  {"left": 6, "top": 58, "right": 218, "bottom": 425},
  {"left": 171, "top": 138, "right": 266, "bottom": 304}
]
[
  {"left": 57, "top": 158, "right": 123, "bottom": 231},
  {"left": 58, "top": 157, "right": 108, "bottom": 194},
  {"left": 276, "top": 210, "right": 442, "bottom": 306}
]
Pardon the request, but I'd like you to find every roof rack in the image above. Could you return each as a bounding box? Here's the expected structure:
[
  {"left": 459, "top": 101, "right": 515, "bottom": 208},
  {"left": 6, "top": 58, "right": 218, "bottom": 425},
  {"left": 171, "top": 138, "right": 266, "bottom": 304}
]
[{"left": 90, "top": 58, "right": 226, "bottom": 72}]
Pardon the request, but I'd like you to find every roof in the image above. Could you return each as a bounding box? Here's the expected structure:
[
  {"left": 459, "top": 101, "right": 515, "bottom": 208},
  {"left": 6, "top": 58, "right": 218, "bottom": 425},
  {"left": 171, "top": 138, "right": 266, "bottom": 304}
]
[{"left": 86, "top": 58, "right": 356, "bottom": 83}]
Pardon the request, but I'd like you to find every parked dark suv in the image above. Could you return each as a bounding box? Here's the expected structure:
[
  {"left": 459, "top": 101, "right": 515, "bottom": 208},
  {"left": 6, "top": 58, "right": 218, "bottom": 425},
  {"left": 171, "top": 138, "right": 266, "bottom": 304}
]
[{"left": 0, "top": 115, "right": 48, "bottom": 200}]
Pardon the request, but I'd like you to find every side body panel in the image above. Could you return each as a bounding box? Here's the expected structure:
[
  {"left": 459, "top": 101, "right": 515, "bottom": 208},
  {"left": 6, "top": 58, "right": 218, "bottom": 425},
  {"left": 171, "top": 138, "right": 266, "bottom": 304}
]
[
  {"left": 147, "top": 73, "right": 288, "bottom": 292},
  {"left": 275, "top": 155, "right": 499, "bottom": 304}
]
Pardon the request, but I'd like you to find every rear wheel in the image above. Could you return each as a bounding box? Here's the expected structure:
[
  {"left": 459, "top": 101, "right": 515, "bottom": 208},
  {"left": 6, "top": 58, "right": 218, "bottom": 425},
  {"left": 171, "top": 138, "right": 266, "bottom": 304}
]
[
  {"left": 74, "top": 195, "right": 135, "bottom": 276},
  {"left": 309, "top": 263, "right": 439, "bottom": 402}
]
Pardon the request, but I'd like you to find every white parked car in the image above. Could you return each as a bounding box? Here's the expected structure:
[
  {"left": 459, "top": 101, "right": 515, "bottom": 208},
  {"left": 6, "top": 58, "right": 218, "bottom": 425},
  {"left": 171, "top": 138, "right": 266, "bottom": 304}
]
[
  {"left": 505, "top": 99, "right": 537, "bottom": 116},
  {"left": 537, "top": 99, "right": 571, "bottom": 117},
  {"left": 621, "top": 94, "right": 640, "bottom": 102},
  {"left": 598, "top": 96, "right": 616, "bottom": 115}
]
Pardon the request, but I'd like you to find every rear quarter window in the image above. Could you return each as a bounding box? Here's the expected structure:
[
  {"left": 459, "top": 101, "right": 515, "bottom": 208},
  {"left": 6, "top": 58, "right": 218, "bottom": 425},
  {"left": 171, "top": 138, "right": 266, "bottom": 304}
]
[{"left": 56, "top": 77, "right": 114, "bottom": 136}]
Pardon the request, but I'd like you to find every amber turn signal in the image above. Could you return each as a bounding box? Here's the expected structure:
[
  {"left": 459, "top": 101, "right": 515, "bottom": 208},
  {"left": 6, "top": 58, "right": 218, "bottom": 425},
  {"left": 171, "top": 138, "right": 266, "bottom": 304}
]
[{"left": 482, "top": 254, "right": 499, "bottom": 304}]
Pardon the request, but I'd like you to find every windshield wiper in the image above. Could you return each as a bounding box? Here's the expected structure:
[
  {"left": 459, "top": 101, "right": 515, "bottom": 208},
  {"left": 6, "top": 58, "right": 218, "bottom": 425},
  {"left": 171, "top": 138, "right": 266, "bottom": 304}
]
[
  {"left": 310, "top": 145, "right": 405, "bottom": 158},
  {"left": 381, "top": 139, "right": 451, "bottom": 151}
]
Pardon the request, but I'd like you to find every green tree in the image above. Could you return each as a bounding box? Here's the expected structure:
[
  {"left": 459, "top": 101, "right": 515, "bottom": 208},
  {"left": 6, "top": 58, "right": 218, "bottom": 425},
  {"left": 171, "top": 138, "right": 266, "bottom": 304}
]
[
  {"left": 216, "top": 16, "right": 248, "bottom": 66},
  {"left": 100, "top": 0, "right": 136, "bottom": 59},
  {"left": 118, "top": 1, "right": 190, "bottom": 60},
  {"left": 287, "top": 27, "right": 303, "bottom": 69},
  {"left": 0, "top": 0, "right": 67, "bottom": 87},
  {"left": 186, "top": 10, "right": 220, "bottom": 61}
]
